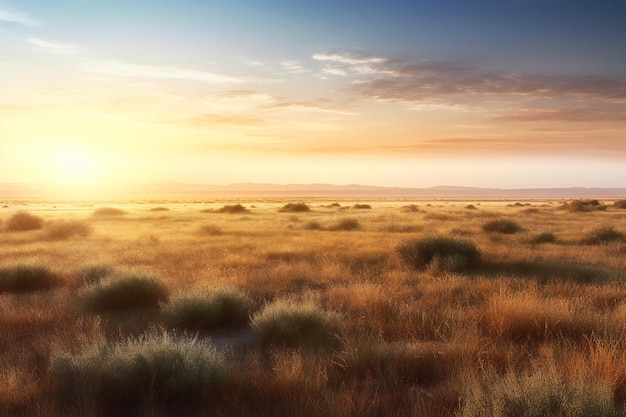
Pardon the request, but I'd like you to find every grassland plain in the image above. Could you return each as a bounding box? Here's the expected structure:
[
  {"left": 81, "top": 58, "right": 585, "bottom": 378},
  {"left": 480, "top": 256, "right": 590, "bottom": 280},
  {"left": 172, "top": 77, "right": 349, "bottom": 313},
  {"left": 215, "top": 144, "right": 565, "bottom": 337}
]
[{"left": 1, "top": 198, "right": 626, "bottom": 416}]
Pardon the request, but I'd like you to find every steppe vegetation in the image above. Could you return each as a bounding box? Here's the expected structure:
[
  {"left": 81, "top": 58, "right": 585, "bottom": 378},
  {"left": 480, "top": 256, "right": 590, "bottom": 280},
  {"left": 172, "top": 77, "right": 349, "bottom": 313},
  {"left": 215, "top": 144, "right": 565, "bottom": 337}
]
[{"left": 0, "top": 198, "right": 626, "bottom": 416}]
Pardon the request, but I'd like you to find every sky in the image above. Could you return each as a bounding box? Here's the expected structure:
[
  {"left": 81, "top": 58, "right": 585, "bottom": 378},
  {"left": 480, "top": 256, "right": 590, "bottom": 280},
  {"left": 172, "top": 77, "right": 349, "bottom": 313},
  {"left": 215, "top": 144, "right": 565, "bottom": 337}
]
[{"left": 1, "top": 0, "right": 625, "bottom": 189}]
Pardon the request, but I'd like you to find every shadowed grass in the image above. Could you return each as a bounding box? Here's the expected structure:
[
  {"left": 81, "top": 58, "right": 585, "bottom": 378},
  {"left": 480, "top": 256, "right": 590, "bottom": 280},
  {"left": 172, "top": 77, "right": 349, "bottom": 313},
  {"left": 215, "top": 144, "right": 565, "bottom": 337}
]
[
  {"left": 328, "top": 218, "right": 361, "bottom": 231},
  {"left": 45, "top": 220, "right": 92, "bottom": 240},
  {"left": 529, "top": 231, "right": 558, "bottom": 245},
  {"left": 482, "top": 219, "right": 522, "bottom": 234},
  {"left": 49, "top": 332, "right": 226, "bottom": 415},
  {"left": 5, "top": 211, "right": 44, "bottom": 231},
  {"left": 92, "top": 207, "right": 127, "bottom": 217},
  {"left": 251, "top": 298, "right": 340, "bottom": 348},
  {"left": 0, "top": 264, "right": 59, "bottom": 293},
  {"left": 397, "top": 237, "right": 481, "bottom": 272},
  {"left": 82, "top": 273, "right": 169, "bottom": 313},
  {"left": 164, "top": 287, "right": 250, "bottom": 332}
]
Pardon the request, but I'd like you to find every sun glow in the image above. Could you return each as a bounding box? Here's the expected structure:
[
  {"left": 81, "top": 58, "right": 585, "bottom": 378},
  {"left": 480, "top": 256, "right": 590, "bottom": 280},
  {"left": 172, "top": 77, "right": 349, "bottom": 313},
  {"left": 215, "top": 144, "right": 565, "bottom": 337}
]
[{"left": 52, "top": 149, "right": 100, "bottom": 184}]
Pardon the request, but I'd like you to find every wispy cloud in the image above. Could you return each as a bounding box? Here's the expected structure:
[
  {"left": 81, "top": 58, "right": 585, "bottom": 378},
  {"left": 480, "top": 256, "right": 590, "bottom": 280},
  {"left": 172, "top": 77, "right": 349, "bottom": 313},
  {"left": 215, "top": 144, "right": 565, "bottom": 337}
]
[
  {"left": 494, "top": 106, "right": 626, "bottom": 123},
  {"left": 313, "top": 51, "right": 387, "bottom": 65},
  {"left": 0, "top": 5, "right": 39, "bottom": 27},
  {"left": 28, "top": 38, "right": 82, "bottom": 55},
  {"left": 281, "top": 60, "right": 309, "bottom": 74},
  {"left": 81, "top": 60, "right": 260, "bottom": 84}
]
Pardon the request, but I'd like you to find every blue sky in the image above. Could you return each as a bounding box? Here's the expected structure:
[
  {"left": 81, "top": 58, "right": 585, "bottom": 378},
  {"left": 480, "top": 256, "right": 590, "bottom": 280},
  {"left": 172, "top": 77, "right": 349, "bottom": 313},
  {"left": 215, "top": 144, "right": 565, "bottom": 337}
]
[{"left": 1, "top": 0, "right": 625, "bottom": 188}]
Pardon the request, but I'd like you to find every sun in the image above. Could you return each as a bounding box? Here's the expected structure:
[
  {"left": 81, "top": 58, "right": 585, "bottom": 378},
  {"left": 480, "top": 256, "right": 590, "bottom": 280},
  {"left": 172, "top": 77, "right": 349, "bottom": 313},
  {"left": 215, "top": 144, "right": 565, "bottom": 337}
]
[{"left": 53, "top": 149, "right": 99, "bottom": 184}]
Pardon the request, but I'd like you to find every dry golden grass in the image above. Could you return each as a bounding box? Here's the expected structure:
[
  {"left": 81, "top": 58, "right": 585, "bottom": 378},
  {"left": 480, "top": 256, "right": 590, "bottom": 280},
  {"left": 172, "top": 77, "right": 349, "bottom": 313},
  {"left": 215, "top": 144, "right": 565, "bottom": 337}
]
[{"left": 0, "top": 199, "right": 625, "bottom": 416}]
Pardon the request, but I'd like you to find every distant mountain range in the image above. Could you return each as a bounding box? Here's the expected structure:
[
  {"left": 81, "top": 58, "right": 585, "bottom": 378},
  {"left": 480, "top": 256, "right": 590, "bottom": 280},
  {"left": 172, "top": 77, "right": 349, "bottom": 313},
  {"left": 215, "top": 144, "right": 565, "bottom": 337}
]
[{"left": 2, "top": 182, "right": 626, "bottom": 199}]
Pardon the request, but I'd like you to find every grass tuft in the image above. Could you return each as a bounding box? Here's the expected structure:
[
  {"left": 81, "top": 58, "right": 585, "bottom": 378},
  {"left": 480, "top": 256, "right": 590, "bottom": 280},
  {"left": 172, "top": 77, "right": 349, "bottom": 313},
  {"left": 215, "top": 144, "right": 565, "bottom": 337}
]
[
  {"left": 352, "top": 204, "right": 371, "bottom": 209},
  {"left": 196, "top": 224, "right": 224, "bottom": 236},
  {"left": 459, "top": 369, "right": 618, "bottom": 417},
  {"left": 5, "top": 211, "right": 44, "bottom": 231},
  {"left": 45, "top": 220, "right": 92, "bottom": 240},
  {"left": 0, "top": 264, "right": 59, "bottom": 293},
  {"left": 217, "top": 204, "right": 248, "bottom": 213},
  {"left": 164, "top": 287, "right": 250, "bottom": 332},
  {"left": 396, "top": 236, "right": 481, "bottom": 272},
  {"left": 329, "top": 218, "right": 361, "bottom": 231},
  {"left": 82, "top": 273, "right": 169, "bottom": 313},
  {"left": 482, "top": 219, "right": 522, "bottom": 234},
  {"left": 148, "top": 207, "right": 170, "bottom": 212},
  {"left": 92, "top": 207, "right": 126, "bottom": 217},
  {"left": 251, "top": 298, "right": 339, "bottom": 348},
  {"left": 529, "top": 231, "right": 558, "bottom": 245},
  {"left": 77, "top": 264, "right": 114, "bottom": 286},
  {"left": 559, "top": 199, "right": 607, "bottom": 212},
  {"left": 580, "top": 226, "right": 625, "bottom": 245},
  {"left": 279, "top": 203, "right": 310, "bottom": 212},
  {"left": 614, "top": 200, "right": 626, "bottom": 209},
  {"left": 49, "top": 332, "right": 226, "bottom": 414}
]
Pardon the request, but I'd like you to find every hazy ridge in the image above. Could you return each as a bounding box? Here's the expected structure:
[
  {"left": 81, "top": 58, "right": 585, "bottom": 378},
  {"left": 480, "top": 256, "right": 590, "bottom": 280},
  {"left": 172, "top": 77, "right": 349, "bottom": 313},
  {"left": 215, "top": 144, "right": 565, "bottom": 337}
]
[{"left": 2, "top": 182, "right": 626, "bottom": 199}]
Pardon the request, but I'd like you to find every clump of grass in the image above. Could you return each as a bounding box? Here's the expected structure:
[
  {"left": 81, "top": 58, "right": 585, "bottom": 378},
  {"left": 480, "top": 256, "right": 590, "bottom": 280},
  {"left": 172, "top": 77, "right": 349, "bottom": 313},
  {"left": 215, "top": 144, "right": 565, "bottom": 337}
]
[
  {"left": 396, "top": 236, "right": 481, "bottom": 272},
  {"left": 580, "top": 226, "right": 625, "bottom": 245},
  {"left": 5, "top": 211, "right": 44, "bottom": 231},
  {"left": 164, "top": 287, "right": 249, "bottom": 332},
  {"left": 77, "top": 264, "right": 113, "bottom": 286},
  {"left": 329, "top": 218, "right": 361, "bottom": 231},
  {"left": 614, "top": 200, "right": 626, "bottom": 209},
  {"left": 279, "top": 203, "right": 310, "bottom": 213},
  {"left": 216, "top": 204, "right": 248, "bottom": 213},
  {"left": 196, "top": 224, "right": 224, "bottom": 236},
  {"left": 82, "top": 273, "right": 169, "bottom": 313},
  {"left": 148, "top": 207, "right": 170, "bottom": 212},
  {"left": 401, "top": 204, "right": 420, "bottom": 212},
  {"left": 251, "top": 299, "right": 339, "bottom": 348},
  {"left": 459, "top": 369, "right": 618, "bottom": 417},
  {"left": 303, "top": 221, "right": 323, "bottom": 230},
  {"left": 49, "top": 332, "right": 226, "bottom": 414},
  {"left": 529, "top": 231, "right": 558, "bottom": 245},
  {"left": 482, "top": 219, "right": 522, "bottom": 234},
  {"left": 559, "top": 199, "right": 607, "bottom": 212},
  {"left": 352, "top": 204, "right": 371, "bottom": 209},
  {"left": 45, "top": 220, "right": 92, "bottom": 240},
  {"left": 465, "top": 204, "right": 477, "bottom": 210},
  {"left": 0, "top": 264, "right": 59, "bottom": 293},
  {"left": 92, "top": 207, "right": 126, "bottom": 217}
]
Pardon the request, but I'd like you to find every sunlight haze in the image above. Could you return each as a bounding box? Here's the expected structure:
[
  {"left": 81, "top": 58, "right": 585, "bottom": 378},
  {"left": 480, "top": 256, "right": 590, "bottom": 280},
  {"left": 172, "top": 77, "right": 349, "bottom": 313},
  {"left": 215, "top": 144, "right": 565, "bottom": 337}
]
[{"left": 1, "top": 0, "right": 625, "bottom": 189}]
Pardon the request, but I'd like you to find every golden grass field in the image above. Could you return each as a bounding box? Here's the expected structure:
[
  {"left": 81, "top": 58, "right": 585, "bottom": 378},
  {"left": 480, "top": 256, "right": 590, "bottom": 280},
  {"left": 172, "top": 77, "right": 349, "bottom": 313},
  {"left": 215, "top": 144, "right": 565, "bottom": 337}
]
[{"left": 1, "top": 198, "right": 626, "bottom": 416}]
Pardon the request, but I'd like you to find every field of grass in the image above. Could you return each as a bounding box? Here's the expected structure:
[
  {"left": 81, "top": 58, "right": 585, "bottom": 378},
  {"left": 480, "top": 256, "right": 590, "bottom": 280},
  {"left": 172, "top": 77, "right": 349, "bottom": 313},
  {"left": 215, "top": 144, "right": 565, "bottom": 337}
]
[{"left": 1, "top": 198, "right": 626, "bottom": 416}]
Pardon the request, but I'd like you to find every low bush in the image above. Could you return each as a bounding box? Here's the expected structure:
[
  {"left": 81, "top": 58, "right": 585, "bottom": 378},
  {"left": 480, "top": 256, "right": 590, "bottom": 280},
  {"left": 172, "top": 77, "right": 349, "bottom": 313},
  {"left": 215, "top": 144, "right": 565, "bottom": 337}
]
[
  {"left": 0, "top": 264, "right": 59, "bottom": 293},
  {"left": 559, "top": 199, "right": 607, "bottom": 212},
  {"left": 251, "top": 299, "right": 339, "bottom": 348},
  {"left": 352, "top": 204, "right": 371, "bottom": 209},
  {"left": 329, "top": 218, "right": 361, "bottom": 231},
  {"left": 459, "top": 369, "right": 618, "bottom": 417},
  {"left": 303, "top": 221, "right": 323, "bottom": 230},
  {"left": 216, "top": 204, "right": 247, "bottom": 213},
  {"left": 401, "top": 204, "right": 420, "bottom": 212},
  {"left": 482, "top": 219, "right": 522, "bottom": 234},
  {"left": 45, "top": 220, "right": 92, "bottom": 240},
  {"left": 396, "top": 237, "right": 481, "bottom": 272},
  {"left": 529, "top": 231, "right": 558, "bottom": 245},
  {"left": 5, "top": 211, "right": 44, "bottom": 231},
  {"left": 164, "top": 287, "right": 249, "bottom": 332},
  {"left": 196, "top": 224, "right": 224, "bottom": 236},
  {"left": 149, "top": 207, "right": 170, "bottom": 212},
  {"left": 580, "top": 226, "right": 625, "bottom": 245},
  {"left": 92, "top": 207, "right": 126, "bottom": 217},
  {"left": 279, "top": 203, "right": 310, "bottom": 213},
  {"left": 82, "top": 273, "right": 169, "bottom": 313},
  {"left": 614, "top": 200, "right": 626, "bottom": 209},
  {"left": 49, "top": 332, "right": 226, "bottom": 414}
]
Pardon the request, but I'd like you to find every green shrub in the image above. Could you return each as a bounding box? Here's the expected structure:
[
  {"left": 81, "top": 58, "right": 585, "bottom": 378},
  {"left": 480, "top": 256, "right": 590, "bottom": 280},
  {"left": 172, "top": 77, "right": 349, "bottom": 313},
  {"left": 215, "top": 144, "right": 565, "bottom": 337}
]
[
  {"left": 251, "top": 299, "right": 339, "bottom": 348},
  {"left": 329, "top": 218, "right": 361, "bottom": 231},
  {"left": 49, "top": 332, "right": 226, "bottom": 414},
  {"left": 279, "top": 203, "right": 310, "bottom": 213},
  {"left": 45, "top": 220, "right": 92, "bottom": 240},
  {"left": 482, "top": 219, "right": 522, "bottom": 234},
  {"left": 82, "top": 273, "right": 169, "bottom": 312},
  {"left": 580, "top": 226, "right": 625, "bottom": 245},
  {"left": 614, "top": 200, "right": 626, "bottom": 209},
  {"left": 396, "top": 237, "right": 481, "bottom": 272},
  {"left": 459, "top": 370, "right": 618, "bottom": 417},
  {"left": 529, "top": 231, "right": 558, "bottom": 245},
  {"left": 92, "top": 207, "right": 126, "bottom": 217},
  {"left": 0, "top": 264, "right": 59, "bottom": 293},
  {"left": 164, "top": 287, "right": 249, "bottom": 332},
  {"left": 5, "top": 211, "right": 44, "bottom": 231}
]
